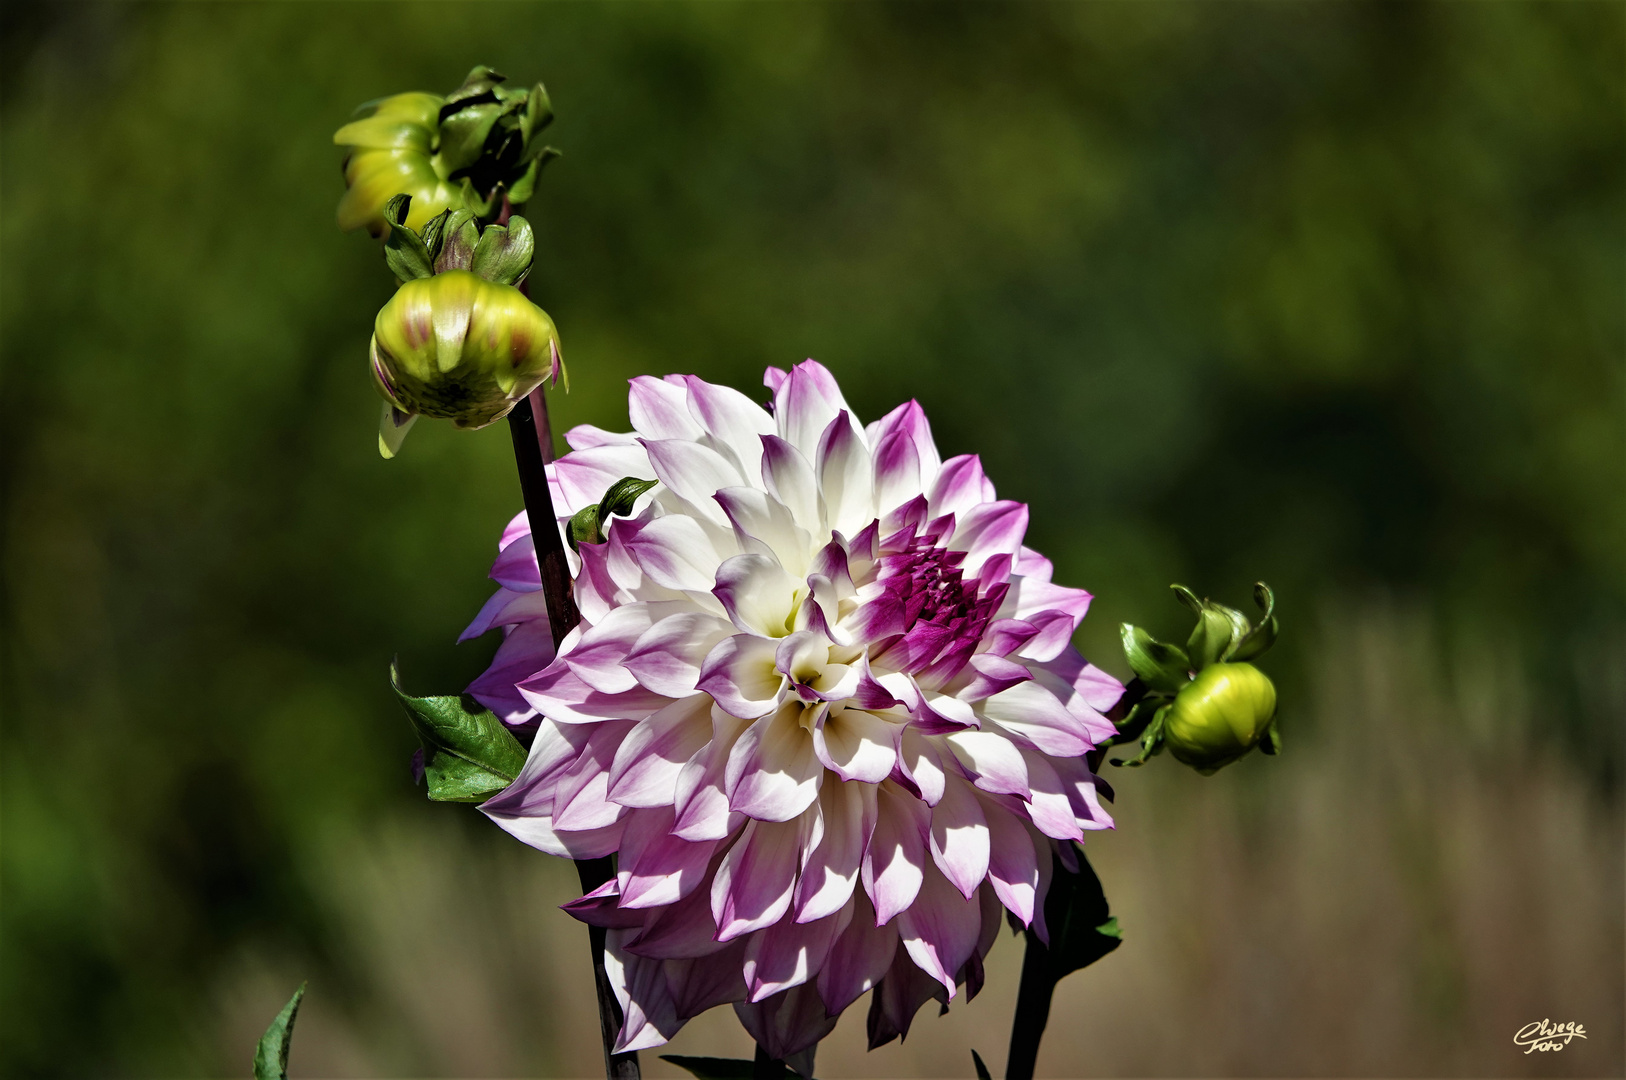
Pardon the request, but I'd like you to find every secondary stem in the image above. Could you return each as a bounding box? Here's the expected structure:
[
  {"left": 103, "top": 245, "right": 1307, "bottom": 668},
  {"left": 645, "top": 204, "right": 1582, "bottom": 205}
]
[
  {"left": 507, "top": 386, "right": 636, "bottom": 1080},
  {"left": 1005, "top": 932, "right": 1057, "bottom": 1080}
]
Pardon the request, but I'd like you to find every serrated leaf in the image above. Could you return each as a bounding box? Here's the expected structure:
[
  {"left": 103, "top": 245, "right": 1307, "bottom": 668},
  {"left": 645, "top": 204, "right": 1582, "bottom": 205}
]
[
  {"left": 252, "top": 982, "right": 305, "bottom": 1080},
  {"left": 1041, "top": 848, "right": 1122, "bottom": 981},
  {"left": 432, "top": 210, "right": 479, "bottom": 274},
  {"left": 971, "top": 1048, "right": 994, "bottom": 1080},
  {"left": 1120, "top": 624, "right": 1190, "bottom": 693},
  {"left": 470, "top": 216, "right": 535, "bottom": 286},
  {"left": 381, "top": 195, "right": 433, "bottom": 282},
  {"left": 391, "top": 662, "right": 526, "bottom": 802},
  {"left": 660, "top": 1055, "right": 761, "bottom": 1079}
]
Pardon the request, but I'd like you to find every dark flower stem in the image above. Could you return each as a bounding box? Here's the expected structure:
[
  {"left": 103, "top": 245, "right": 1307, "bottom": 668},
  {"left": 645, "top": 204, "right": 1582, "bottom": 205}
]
[
  {"left": 1004, "top": 678, "right": 1148, "bottom": 1080},
  {"left": 507, "top": 387, "right": 637, "bottom": 1080},
  {"left": 753, "top": 1043, "right": 786, "bottom": 1079}
]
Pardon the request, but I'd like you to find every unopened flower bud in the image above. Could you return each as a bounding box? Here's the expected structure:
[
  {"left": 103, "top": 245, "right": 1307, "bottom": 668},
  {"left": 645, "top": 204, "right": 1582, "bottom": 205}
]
[
  {"left": 335, "top": 67, "right": 557, "bottom": 237},
  {"left": 1161, "top": 662, "right": 1277, "bottom": 774},
  {"left": 370, "top": 270, "right": 561, "bottom": 430}
]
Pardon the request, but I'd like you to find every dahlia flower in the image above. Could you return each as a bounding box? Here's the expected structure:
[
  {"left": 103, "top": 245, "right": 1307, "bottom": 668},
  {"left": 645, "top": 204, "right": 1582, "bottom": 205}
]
[{"left": 464, "top": 361, "right": 1122, "bottom": 1068}]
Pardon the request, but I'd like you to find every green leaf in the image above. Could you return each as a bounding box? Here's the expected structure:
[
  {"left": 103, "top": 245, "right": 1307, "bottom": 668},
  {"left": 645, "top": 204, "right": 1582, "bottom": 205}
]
[
  {"left": 391, "top": 662, "right": 526, "bottom": 803},
  {"left": 252, "top": 982, "right": 305, "bottom": 1080},
  {"left": 660, "top": 1055, "right": 761, "bottom": 1079},
  {"left": 1230, "top": 581, "right": 1279, "bottom": 662},
  {"left": 600, "top": 476, "right": 659, "bottom": 518},
  {"left": 470, "top": 216, "right": 535, "bottom": 286},
  {"left": 971, "top": 1048, "right": 994, "bottom": 1080},
  {"left": 381, "top": 195, "right": 433, "bottom": 283},
  {"left": 569, "top": 476, "right": 659, "bottom": 552},
  {"left": 1041, "top": 848, "right": 1122, "bottom": 981},
  {"left": 1119, "top": 623, "right": 1190, "bottom": 693},
  {"left": 567, "top": 504, "right": 601, "bottom": 554}
]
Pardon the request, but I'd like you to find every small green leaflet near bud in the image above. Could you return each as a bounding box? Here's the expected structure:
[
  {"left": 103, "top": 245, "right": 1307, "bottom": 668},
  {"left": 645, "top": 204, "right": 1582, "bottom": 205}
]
[
  {"left": 568, "top": 476, "right": 660, "bottom": 552},
  {"left": 252, "top": 983, "right": 306, "bottom": 1080}
]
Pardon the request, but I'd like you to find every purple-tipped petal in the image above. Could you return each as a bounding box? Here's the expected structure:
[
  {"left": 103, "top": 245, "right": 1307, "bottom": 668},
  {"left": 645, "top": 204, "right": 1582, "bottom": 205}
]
[
  {"left": 816, "top": 888, "right": 899, "bottom": 1014},
  {"left": 625, "top": 611, "right": 735, "bottom": 697},
  {"left": 712, "top": 553, "right": 801, "bottom": 638},
  {"left": 743, "top": 905, "right": 850, "bottom": 1001},
  {"left": 896, "top": 862, "right": 983, "bottom": 996},
  {"left": 735, "top": 981, "right": 838, "bottom": 1074},
  {"left": 641, "top": 437, "right": 743, "bottom": 528},
  {"left": 628, "top": 374, "right": 704, "bottom": 441},
  {"left": 607, "top": 694, "right": 714, "bottom": 808},
  {"left": 616, "top": 806, "right": 720, "bottom": 908},
  {"left": 944, "top": 730, "right": 1031, "bottom": 799},
  {"left": 794, "top": 777, "right": 876, "bottom": 922},
  {"left": 810, "top": 707, "right": 898, "bottom": 784},
  {"left": 928, "top": 776, "right": 990, "bottom": 899},
  {"left": 862, "top": 781, "right": 931, "bottom": 925},
  {"left": 725, "top": 700, "right": 822, "bottom": 821},
  {"left": 817, "top": 411, "right": 876, "bottom": 539},
  {"left": 712, "top": 814, "right": 811, "bottom": 941},
  {"left": 979, "top": 680, "right": 1094, "bottom": 758},
  {"left": 774, "top": 359, "right": 850, "bottom": 459},
  {"left": 979, "top": 793, "right": 1040, "bottom": 925},
  {"left": 696, "top": 633, "right": 784, "bottom": 720}
]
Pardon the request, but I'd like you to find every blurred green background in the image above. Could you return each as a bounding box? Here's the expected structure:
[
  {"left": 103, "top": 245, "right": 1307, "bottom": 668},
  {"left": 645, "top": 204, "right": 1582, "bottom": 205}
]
[{"left": 2, "top": 3, "right": 1621, "bottom": 1077}]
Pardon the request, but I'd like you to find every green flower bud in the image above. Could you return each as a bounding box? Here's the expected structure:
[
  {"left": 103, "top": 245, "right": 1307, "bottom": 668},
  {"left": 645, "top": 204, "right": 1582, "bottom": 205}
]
[
  {"left": 1161, "top": 662, "right": 1278, "bottom": 774},
  {"left": 335, "top": 67, "right": 558, "bottom": 237},
  {"left": 370, "top": 270, "right": 561, "bottom": 431}
]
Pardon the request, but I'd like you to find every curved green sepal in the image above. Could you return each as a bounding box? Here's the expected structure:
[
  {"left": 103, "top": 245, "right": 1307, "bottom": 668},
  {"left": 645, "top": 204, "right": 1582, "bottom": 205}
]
[
  {"left": 1037, "top": 847, "right": 1122, "bottom": 981},
  {"left": 378, "top": 402, "right": 418, "bottom": 459},
  {"left": 252, "top": 982, "right": 306, "bottom": 1080},
  {"left": 382, "top": 195, "right": 434, "bottom": 282},
  {"left": 470, "top": 216, "right": 535, "bottom": 286},
  {"left": 1120, "top": 623, "right": 1190, "bottom": 693},
  {"left": 433, "top": 210, "right": 480, "bottom": 274},
  {"left": 1259, "top": 716, "right": 1284, "bottom": 755},
  {"left": 659, "top": 1056, "right": 761, "bottom": 1079},
  {"left": 1230, "top": 581, "right": 1279, "bottom": 662},
  {"left": 391, "top": 662, "right": 526, "bottom": 803}
]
